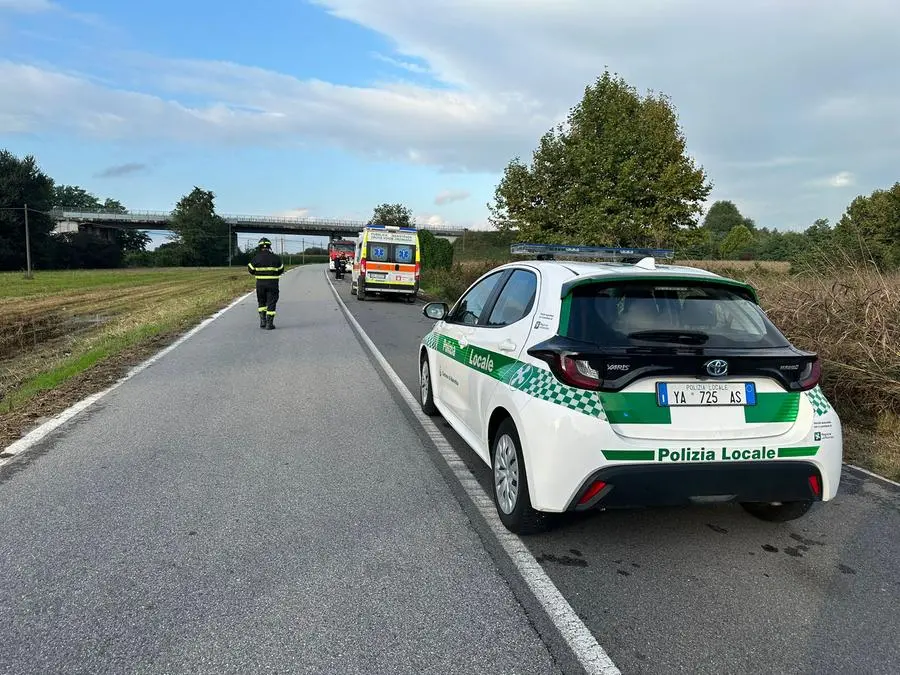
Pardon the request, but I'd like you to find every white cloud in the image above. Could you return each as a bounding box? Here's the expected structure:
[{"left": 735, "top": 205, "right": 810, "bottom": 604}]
[
  {"left": 271, "top": 208, "right": 312, "bottom": 219},
  {"left": 0, "top": 0, "right": 58, "bottom": 12},
  {"left": 808, "top": 171, "right": 855, "bottom": 188},
  {"left": 0, "top": 59, "right": 551, "bottom": 172},
  {"left": 829, "top": 172, "right": 855, "bottom": 187},
  {"left": 434, "top": 189, "right": 470, "bottom": 205},
  {"left": 2, "top": 0, "right": 900, "bottom": 226},
  {"left": 370, "top": 52, "right": 431, "bottom": 75}
]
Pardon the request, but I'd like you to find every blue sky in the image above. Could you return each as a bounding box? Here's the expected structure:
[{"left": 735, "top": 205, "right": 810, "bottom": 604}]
[{"left": 2, "top": 0, "right": 899, "bottom": 251}]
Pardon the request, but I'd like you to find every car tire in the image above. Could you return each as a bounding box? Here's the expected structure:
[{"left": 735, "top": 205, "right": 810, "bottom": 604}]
[
  {"left": 492, "top": 419, "right": 547, "bottom": 535},
  {"left": 419, "top": 354, "right": 439, "bottom": 416},
  {"left": 357, "top": 283, "right": 365, "bottom": 301},
  {"left": 740, "top": 500, "right": 813, "bottom": 522}
]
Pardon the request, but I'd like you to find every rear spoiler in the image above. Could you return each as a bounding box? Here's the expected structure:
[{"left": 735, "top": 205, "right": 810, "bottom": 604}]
[{"left": 559, "top": 274, "right": 760, "bottom": 304}]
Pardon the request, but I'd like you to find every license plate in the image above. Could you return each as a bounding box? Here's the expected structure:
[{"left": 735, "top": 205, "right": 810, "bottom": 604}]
[
  {"left": 369, "top": 272, "right": 386, "bottom": 279},
  {"left": 657, "top": 382, "right": 756, "bottom": 407}
]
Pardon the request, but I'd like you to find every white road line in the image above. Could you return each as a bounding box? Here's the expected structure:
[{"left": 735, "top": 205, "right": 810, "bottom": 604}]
[
  {"left": 845, "top": 463, "right": 900, "bottom": 488},
  {"left": 325, "top": 273, "right": 621, "bottom": 675},
  {"left": 1, "top": 291, "right": 254, "bottom": 466}
]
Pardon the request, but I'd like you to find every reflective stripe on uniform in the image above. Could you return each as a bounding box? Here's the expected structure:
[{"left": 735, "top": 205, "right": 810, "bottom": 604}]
[
  {"left": 255, "top": 275, "right": 281, "bottom": 280},
  {"left": 266, "top": 311, "right": 276, "bottom": 316}
]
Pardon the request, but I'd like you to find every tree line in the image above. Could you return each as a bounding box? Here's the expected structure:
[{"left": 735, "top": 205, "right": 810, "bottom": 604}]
[
  {"left": 0, "top": 150, "right": 261, "bottom": 271},
  {"left": 0, "top": 150, "right": 457, "bottom": 272},
  {"left": 489, "top": 69, "right": 899, "bottom": 271}
]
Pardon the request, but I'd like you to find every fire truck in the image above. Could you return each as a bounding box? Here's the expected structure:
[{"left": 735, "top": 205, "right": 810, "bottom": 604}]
[{"left": 328, "top": 239, "right": 356, "bottom": 274}]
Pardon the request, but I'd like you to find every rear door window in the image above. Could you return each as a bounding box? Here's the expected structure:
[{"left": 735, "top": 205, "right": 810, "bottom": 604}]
[
  {"left": 566, "top": 281, "right": 789, "bottom": 348},
  {"left": 368, "top": 243, "right": 389, "bottom": 262},
  {"left": 367, "top": 242, "right": 415, "bottom": 264},
  {"left": 393, "top": 244, "right": 415, "bottom": 264},
  {"left": 486, "top": 269, "right": 538, "bottom": 327}
]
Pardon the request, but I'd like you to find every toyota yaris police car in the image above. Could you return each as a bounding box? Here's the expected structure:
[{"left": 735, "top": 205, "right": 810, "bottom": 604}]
[{"left": 418, "top": 245, "right": 842, "bottom": 534}]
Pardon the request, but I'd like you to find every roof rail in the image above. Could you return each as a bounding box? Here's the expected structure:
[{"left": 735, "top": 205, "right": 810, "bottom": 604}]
[{"left": 510, "top": 243, "right": 675, "bottom": 262}]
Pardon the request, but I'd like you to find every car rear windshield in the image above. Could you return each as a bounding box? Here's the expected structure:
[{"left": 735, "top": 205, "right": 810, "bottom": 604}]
[
  {"left": 367, "top": 242, "right": 416, "bottom": 264},
  {"left": 565, "top": 280, "right": 790, "bottom": 348}
]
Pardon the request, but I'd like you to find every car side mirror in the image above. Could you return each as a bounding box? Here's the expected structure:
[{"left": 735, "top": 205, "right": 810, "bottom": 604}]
[{"left": 423, "top": 302, "right": 449, "bottom": 320}]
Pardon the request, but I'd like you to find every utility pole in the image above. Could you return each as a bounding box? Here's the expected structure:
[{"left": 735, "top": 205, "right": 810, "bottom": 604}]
[
  {"left": 24, "top": 203, "right": 33, "bottom": 279},
  {"left": 302, "top": 238, "right": 305, "bottom": 265},
  {"left": 228, "top": 222, "right": 232, "bottom": 267}
]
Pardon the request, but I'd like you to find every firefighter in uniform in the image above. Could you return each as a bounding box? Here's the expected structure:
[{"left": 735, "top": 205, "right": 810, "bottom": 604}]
[{"left": 248, "top": 237, "right": 284, "bottom": 329}]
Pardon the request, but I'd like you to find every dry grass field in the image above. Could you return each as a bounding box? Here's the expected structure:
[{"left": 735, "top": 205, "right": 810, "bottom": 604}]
[{"left": 0, "top": 268, "right": 256, "bottom": 448}]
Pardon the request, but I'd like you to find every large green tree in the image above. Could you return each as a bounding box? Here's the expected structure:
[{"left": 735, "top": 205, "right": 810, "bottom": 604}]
[
  {"left": 701, "top": 200, "right": 755, "bottom": 252},
  {"left": 489, "top": 70, "right": 711, "bottom": 247},
  {"left": 369, "top": 203, "right": 414, "bottom": 228},
  {"left": 833, "top": 182, "right": 900, "bottom": 270},
  {"left": 0, "top": 150, "right": 56, "bottom": 271},
  {"left": 168, "top": 187, "right": 229, "bottom": 266},
  {"left": 719, "top": 224, "right": 754, "bottom": 259}
]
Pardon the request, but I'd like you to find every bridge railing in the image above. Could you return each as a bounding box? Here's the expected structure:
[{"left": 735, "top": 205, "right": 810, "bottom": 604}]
[{"left": 50, "top": 209, "right": 468, "bottom": 232}]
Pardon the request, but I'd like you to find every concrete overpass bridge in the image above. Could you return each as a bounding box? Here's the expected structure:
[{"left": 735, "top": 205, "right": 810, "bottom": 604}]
[{"left": 50, "top": 209, "right": 468, "bottom": 241}]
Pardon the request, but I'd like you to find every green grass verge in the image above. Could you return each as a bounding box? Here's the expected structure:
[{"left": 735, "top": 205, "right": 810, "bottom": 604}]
[{"left": 1, "top": 321, "right": 170, "bottom": 413}]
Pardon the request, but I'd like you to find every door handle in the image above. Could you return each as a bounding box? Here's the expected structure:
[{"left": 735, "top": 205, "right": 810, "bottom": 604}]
[{"left": 499, "top": 340, "right": 517, "bottom": 353}]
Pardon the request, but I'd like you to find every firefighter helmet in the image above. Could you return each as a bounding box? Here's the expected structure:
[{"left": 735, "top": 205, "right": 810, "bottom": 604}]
[{"left": 258, "top": 237, "right": 272, "bottom": 249}]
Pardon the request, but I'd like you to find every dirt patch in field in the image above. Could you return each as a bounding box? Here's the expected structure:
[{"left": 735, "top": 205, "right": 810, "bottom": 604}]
[{"left": 0, "top": 330, "right": 180, "bottom": 450}]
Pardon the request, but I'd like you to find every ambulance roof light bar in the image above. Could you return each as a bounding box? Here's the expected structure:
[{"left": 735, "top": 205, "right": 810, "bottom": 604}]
[{"left": 510, "top": 243, "right": 675, "bottom": 262}]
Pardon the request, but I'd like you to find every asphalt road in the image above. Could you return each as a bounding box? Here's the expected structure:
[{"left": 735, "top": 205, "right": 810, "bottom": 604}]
[
  {"left": 333, "top": 274, "right": 900, "bottom": 675},
  {"left": 0, "top": 266, "right": 562, "bottom": 674}
]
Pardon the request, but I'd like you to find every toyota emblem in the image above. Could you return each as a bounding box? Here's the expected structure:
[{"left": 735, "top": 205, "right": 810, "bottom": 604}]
[{"left": 706, "top": 359, "right": 729, "bottom": 377}]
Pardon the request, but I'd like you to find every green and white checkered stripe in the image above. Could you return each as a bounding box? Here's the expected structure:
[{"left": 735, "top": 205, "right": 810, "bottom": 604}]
[
  {"left": 805, "top": 386, "right": 832, "bottom": 417},
  {"left": 423, "top": 332, "right": 608, "bottom": 420},
  {"left": 423, "top": 332, "right": 440, "bottom": 350},
  {"left": 505, "top": 362, "right": 607, "bottom": 420}
]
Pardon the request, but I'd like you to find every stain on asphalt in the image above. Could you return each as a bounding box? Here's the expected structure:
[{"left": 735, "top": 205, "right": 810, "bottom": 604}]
[
  {"left": 707, "top": 523, "right": 728, "bottom": 534},
  {"left": 838, "top": 564, "right": 857, "bottom": 575},
  {"left": 790, "top": 532, "right": 826, "bottom": 547},
  {"left": 616, "top": 569, "right": 631, "bottom": 577},
  {"left": 762, "top": 544, "right": 779, "bottom": 553},
  {"left": 537, "top": 553, "right": 588, "bottom": 568}
]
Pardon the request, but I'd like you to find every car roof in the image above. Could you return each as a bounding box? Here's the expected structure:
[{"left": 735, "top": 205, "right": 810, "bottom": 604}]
[{"left": 505, "top": 259, "right": 722, "bottom": 280}]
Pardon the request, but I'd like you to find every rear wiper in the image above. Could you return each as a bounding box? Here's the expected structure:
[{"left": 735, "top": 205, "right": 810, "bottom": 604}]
[{"left": 627, "top": 330, "right": 710, "bottom": 344}]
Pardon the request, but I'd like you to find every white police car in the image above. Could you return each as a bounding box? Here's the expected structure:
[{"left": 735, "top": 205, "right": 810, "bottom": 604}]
[{"left": 418, "top": 244, "right": 842, "bottom": 534}]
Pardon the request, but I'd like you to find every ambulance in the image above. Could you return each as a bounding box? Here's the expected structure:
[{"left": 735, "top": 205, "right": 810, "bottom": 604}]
[{"left": 352, "top": 224, "right": 420, "bottom": 303}]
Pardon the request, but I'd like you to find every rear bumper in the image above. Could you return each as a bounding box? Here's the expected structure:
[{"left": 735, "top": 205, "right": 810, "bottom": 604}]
[
  {"left": 359, "top": 277, "right": 418, "bottom": 294},
  {"left": 513, "top": 391, "right": 843, "bottom": 512},
  {"left": 567, "top": 461, "right": 824, "bottom": 511}
]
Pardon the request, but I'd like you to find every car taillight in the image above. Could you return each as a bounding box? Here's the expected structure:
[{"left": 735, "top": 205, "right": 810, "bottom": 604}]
[
  {"left": 415, "top": 262, "right": 420, "bottom": 279},
  {"left": 360, "top": 258, "right": 367, "bottom": 274},
  {"left": 554, "top": 354, "right": 600, "bottom": 389},
  {"left": 797, "top": 357, "right": 821, "bottom": 391}
]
